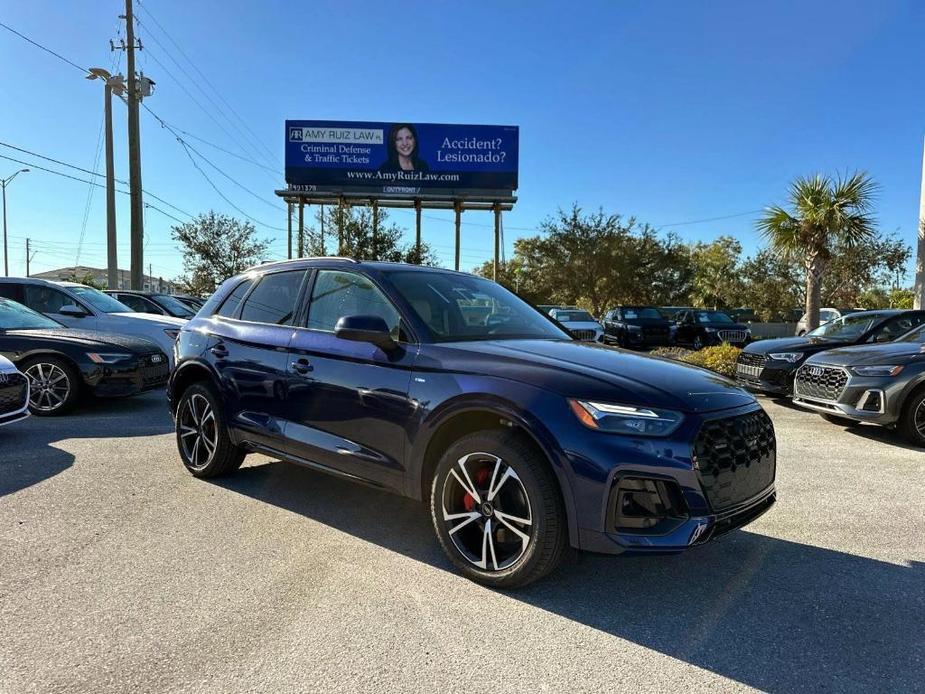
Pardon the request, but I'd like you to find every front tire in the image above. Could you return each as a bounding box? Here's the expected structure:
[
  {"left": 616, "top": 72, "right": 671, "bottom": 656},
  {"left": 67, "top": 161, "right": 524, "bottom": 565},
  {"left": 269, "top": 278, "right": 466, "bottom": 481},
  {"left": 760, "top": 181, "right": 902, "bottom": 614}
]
[
  {"left": 175, "top": 382, "right": 245, "bottom": 477},
  {"left": 21, "top": 356, "right": 81, "bottom": 416},
  {"left": 898, "top": 391, "right": 925, "bottom": 447},
  {"left": 430, "top": 430, "right": 568, "bottom": 588}
]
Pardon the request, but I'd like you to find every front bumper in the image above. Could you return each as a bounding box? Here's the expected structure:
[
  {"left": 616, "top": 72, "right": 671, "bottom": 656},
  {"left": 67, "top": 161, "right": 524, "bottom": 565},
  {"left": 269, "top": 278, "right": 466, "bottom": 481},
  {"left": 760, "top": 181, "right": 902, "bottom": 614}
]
[
  {"left": 791, "top": 372, "right": 902, "bottom": 426},
  {"left": 83, "top": 353, "right": 170, "bottom": 398}
]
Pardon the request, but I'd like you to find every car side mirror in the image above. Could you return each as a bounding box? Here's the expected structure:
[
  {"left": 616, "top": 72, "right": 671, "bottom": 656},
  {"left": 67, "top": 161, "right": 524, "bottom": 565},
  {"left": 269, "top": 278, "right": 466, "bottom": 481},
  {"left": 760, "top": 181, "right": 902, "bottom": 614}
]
[
  {"left": 59, "top": 304, "right": 88, "bottom": 317},
  {"left": 334, "top": 314, "right": 396, "bottom": 350}
]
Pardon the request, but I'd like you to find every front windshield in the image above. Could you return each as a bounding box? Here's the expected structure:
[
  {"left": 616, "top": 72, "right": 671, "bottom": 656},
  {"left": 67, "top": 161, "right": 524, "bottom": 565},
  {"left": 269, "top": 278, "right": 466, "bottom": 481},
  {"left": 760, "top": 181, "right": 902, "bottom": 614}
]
[
  {"left": 69, "top": 286, "right": 133, "bottom": 313},
  {"left": 554, "top": 310, "right": 595, "bottom": 323},
  {"left": 0, "top": 298, "right": 62, "bottom": 330},
  {"left": 695, "top": 311, "right": 733, "bottom": 324},
  {"left": 624, "top": 307, "right": 662, "bottom": 320},
  {"left": 387, "top": 271, "right": 569, "bottom": 342},
  {"left": 152, "top": 294, "right": 196, "bottom": 317},
  {"left": 807, "top": 313, "right": 878, "bottom": 339}
]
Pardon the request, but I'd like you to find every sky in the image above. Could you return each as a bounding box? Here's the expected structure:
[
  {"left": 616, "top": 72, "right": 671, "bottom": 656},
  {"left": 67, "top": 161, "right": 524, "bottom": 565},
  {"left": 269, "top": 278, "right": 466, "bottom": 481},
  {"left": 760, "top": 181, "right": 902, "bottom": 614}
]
[{"left": 1, "top": 0, "right": 923, "bottom": 283}]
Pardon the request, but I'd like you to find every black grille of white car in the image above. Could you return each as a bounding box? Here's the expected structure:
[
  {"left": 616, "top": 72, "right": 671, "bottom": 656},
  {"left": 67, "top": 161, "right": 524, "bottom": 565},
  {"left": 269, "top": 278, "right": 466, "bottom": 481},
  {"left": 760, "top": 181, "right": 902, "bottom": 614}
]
[
  {"left": 571, "top": 329, "right": 597, "bottom": 341},
  {"left": 718, "top": 330, "right": 748, "bottom": 343},
  {"left": 794, "top": 365, "right": 849, "bottom": 401},
  {"left": 0, "top": 372, "right": 28, "bottom": 415}
]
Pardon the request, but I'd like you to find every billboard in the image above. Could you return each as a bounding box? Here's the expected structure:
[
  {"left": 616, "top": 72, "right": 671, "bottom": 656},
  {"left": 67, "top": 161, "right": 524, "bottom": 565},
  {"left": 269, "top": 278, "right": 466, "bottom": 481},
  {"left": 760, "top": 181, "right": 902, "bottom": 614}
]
[{"left": 284, "top": 120, "right": 518, "bottom": 196}]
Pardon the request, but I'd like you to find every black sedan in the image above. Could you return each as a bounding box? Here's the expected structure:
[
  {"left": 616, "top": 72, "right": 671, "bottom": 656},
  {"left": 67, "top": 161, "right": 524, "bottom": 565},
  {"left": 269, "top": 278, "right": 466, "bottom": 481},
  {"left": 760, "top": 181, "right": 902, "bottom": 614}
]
[
  {"left": 0, "top": 298, "right": 170, "bottom": 415},
  {"left": 673, "top": 309, "right": 751, "bottom": 349},
  {"left": 735, "top": 309, "right": 925, "bottom": 396},
  {"left": 104, "top": 290, "right": 197, "bottom": 318},
  {"left": 602, "top": 306, "right": 672, "bottom": 348},
  {"left": 791, "top": 323, "right": 925, "bottom": 445}
]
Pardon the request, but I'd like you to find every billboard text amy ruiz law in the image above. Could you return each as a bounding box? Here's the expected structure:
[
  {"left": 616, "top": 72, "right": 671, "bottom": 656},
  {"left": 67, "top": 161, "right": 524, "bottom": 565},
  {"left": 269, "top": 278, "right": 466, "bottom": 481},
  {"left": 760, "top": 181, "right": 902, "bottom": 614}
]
[{"left": 284, "top": 121, "right": 519, "bottom": 194}]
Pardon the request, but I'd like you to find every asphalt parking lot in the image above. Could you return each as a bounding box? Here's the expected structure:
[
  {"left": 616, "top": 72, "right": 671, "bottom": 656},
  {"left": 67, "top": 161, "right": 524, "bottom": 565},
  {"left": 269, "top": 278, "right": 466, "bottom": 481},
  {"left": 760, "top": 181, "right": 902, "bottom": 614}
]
[{"left": 1, "top": 392, "right": 923, "bottom": 693}]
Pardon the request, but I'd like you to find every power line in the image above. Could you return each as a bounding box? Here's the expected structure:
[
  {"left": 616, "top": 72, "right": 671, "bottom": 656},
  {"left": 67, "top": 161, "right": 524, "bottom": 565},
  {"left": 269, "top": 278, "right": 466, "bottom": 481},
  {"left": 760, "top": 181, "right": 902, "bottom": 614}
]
[
  {"left": 0, "top": 20, "right": 87, "bottom": 73},
  {"left": 655, "top": 209, "right": 764, "bottom": 228},
  {"left": 135, "top": 0, "right": 280, "bottom": 168}
]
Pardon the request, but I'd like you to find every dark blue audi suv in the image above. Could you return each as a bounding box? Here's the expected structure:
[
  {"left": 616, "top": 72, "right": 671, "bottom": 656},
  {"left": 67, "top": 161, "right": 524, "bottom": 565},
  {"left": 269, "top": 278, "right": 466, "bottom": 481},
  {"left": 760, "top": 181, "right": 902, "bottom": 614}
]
[{"left": 168, "top": 259, "right": 776, "bottom": 587}]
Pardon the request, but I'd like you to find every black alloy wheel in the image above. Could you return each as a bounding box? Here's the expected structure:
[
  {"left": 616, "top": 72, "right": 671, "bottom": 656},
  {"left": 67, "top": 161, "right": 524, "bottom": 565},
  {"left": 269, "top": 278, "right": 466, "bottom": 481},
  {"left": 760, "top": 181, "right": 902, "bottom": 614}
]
[
  {"left": 431, "top": 430, "right": 568, "bottom": 588},
  {"left": 692, "top": 335, "right": 704, "bottom": 350},
  {"left": 22, "top": 357, "right": 80, "bottom": 416},
  {"left": 898, "top": 390, "right": 925, "bottom": 447},
  {"left": 176, "top": 383, "right": 245, "bottom": 477}
]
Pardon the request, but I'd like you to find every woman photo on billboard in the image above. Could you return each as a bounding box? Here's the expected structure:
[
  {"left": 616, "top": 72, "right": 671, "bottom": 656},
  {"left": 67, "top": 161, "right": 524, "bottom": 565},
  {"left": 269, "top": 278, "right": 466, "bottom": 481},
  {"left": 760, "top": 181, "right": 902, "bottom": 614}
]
[{"left": 379, "top": 123, "right": 430, "bottom": 172}]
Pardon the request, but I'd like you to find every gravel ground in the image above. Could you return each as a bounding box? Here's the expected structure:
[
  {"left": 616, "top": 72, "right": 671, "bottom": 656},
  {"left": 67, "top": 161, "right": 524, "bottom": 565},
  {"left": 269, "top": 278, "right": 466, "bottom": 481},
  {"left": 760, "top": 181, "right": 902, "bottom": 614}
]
[{"left": 1, "top": 392, "right": 922, "bottom": 693}]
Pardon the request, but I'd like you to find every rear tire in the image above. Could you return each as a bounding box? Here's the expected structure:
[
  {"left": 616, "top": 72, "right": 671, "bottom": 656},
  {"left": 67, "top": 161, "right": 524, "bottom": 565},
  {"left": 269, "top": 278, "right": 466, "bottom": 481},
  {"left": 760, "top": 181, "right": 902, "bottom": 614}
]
[
  {"left": 21, "top": 356, "right": 81, "bottom": 416},
  {"left": 430, "top": 430, "right": 568, "bottom": 588},
  {"left": 175, "top": 382, "right": 245, "bottom": 477},
  {"left": 898, "top": 391, "right": 925, "bottom": 447}
]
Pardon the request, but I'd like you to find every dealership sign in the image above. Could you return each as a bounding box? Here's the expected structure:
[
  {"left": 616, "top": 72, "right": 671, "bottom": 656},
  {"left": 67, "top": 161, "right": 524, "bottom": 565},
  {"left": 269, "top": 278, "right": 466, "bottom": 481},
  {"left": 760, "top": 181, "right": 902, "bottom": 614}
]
[{"left": 284, "top": 120, "right": 518, "bottom": 195}]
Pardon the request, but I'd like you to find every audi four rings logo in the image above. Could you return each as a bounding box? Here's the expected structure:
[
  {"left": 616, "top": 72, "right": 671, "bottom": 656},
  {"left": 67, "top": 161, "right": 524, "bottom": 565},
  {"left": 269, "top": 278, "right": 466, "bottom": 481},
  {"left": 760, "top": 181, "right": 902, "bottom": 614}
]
[
  {"left": 0, "top": 373, "right": 8, "bottom": 385},
  {"left": 809, "top": 367, "right": 823, "bottom": 376}
]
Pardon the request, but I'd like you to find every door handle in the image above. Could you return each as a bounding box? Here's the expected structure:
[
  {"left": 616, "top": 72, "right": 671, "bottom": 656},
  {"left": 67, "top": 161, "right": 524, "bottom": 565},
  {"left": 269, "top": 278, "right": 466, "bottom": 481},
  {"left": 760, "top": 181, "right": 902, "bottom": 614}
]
[
  {"left": 210, "top": 344, "right": 229, "bottom": 358},
  {"left": 291, "top": 357, "right": 312, "bottom": 375}
]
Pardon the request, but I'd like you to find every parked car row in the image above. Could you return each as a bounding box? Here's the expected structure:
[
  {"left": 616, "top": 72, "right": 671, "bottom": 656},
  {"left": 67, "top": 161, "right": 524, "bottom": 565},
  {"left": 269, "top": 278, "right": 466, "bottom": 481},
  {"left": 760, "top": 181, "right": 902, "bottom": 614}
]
[
  {"left": 735, "top": 309, "right": 925, "bottom": 445},
  {"left": 0, "top": 278, "right": 206, "bottom": 417}
]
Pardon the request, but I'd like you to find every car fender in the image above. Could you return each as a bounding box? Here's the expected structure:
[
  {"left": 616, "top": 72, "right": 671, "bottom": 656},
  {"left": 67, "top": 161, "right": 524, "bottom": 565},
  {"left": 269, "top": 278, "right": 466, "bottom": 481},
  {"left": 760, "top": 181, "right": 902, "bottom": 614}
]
[{"left": 408, "top": 389, "right": 580, "bottom": 549}]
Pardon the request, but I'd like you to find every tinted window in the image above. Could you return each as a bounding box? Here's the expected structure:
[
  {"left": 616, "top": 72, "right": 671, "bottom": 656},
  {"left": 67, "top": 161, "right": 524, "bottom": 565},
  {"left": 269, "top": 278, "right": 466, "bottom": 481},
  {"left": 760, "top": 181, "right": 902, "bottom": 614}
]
[
  {"left": 119, "top": 294, "right": 163, "bottom": 314},
  {"left": 387, "top": 270, "right": 567, "bottom": 342},
  {"left": 307, "top": 271, "right": 401, "bottom": 337},
  {"left": 239, "top": 271, "right": 305, "bottom": 325},
  {"left": 872, "top": 314, "right": 925, "bottom": 341},
  {"left": 69, "top": 286, "right": 132, "bottom": 313},
  {"left": 215, "top": 279, "right": 254, "bottom": 318},
  {"left": 24, "top": 285, "right": 77, "bottom": 314},
  {"left": 0, "top": 284, "right": 23, "bottom": 302}
]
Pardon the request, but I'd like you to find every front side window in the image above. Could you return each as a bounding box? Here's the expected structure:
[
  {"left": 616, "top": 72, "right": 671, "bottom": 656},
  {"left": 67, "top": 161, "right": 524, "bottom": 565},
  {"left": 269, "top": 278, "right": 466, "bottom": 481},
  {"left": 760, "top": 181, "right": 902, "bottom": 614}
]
[
  {"left": 307, "top": 270, "right": 401, "bottom": 337},
  {"left": 386, "top": 270, "right": 568, "bottom": 342},
  {"left": 239, "top": 271, "right": 306, "bottom": 325},
  {"left": 872, "top": 314, "right": 925, "bottom": 342},
  {"left": 24, "top": 285, "right": 80, "bottom": 314}
]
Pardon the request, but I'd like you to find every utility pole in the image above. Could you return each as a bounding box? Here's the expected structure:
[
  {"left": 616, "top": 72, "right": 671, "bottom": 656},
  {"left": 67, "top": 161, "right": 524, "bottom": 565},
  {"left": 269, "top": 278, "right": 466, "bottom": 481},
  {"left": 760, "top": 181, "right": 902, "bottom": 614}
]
[
  {"left": 1, "top": 169, "right": 29, "bottom": 277},
  {"left": 915, "top": 137, "right": 925, "bottom": 309},
  {"left": 25, "top": 238, "right": 30, "bottom": 277},
  {"left": 124, "top": 0, "right": 144, "bottom": 290}
]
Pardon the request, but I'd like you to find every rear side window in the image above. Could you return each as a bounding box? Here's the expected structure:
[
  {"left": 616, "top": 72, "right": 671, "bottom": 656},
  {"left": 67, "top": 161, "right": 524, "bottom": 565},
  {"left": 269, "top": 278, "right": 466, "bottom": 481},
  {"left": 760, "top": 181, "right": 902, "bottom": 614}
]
[
  {"left": 0, "top": 284, "right": 23, "bottom": 302},
  {"left": 24, "top": 285, "right": 75, "bottom": 313},
  {"left": 239, "top": 271, "right": 306, "bottom": 325},
  {"left": 215, "top": 280, "right": 253, "bottom": 318}
]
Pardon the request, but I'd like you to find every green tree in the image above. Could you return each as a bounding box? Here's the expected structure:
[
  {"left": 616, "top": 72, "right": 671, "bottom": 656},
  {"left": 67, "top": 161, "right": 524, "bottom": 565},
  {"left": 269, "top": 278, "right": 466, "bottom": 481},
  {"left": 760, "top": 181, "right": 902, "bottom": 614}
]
[
  {"left": 739, "top": 248, "right": 803, "bottom": 321},
  {"left": 171, "top": 211, "right": 271, "bottom": 295},
  {"left": 688, "top": 236, "right": 744, "bottom": 309},
  {"left": 300, "top": 204, "right": 438, "bottom": 265},
  {"left": 757, "top": 172, "right": 878, "bottom": 331}
]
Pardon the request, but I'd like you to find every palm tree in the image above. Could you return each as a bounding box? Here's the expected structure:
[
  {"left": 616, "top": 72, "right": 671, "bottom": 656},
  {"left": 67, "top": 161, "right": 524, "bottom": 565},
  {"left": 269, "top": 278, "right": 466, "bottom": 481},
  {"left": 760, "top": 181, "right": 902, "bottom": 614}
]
[{"left": 757, "top": 172, "right": 878, "bottom": 332}]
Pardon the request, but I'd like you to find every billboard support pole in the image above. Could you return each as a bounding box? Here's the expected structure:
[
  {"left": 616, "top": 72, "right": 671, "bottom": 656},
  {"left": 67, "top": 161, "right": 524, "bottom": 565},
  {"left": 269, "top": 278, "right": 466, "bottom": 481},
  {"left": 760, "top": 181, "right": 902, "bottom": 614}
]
[
  {"left": 297, "top": 201, "right": 304, "bottom": 258},
  {"left": 338, "top": 196, "right": 346, "bottom": 255},
  {"left": 372, "top": 200, "right": 379, "bottom": 261},
  {"left": 493, "top": 203, "right": 501, "bottom": 281},
  {"left": 415, "top": 199, "right": 422, "bottom": 262},
  {"left": 454, "top": 202, "right": 462, "bottom": 271},
  {"left": 286, "top": 202, "right": 292, "bottom": 259},
  {"left": 320, "top": 204, "right": 325, "bottom": 255}
]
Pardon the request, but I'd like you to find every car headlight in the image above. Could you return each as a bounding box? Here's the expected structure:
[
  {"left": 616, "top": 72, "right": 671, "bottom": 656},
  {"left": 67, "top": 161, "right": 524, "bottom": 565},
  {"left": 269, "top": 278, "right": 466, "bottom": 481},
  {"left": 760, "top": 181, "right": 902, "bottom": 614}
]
[
  {"left": 851, "top": 365, "right": 904, "bottom": 377},
  {"left": 568, "top": 399, "right": 684, "bottom": 437},
  {"left": 769, "top": 352, "right": 804, "bottom": 363},
  {"left": 704, "top": 327, "right": 717, "bottom": 333},
  {"left": 626, "top": 324, "right": 642, "bottom": 332},
  {"left": 164, "top": 329, "right": 181, "bottom": 341},
  {"left": 87, "top": 353, "right": 133, "bottom": 364}
]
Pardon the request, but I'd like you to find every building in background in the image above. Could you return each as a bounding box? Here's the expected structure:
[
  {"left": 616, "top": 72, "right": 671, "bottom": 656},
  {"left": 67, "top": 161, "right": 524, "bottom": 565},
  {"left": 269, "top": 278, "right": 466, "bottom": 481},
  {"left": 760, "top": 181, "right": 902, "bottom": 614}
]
[{"left": 30, "top": 266, "right": 179, "bottom": 293}]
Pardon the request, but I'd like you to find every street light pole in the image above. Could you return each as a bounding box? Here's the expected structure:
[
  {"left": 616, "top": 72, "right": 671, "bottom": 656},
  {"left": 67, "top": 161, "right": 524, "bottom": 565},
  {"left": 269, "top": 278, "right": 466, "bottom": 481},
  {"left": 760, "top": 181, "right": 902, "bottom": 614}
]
[{"left": 1, "top": 169, "right": 29, "bottom": 277}]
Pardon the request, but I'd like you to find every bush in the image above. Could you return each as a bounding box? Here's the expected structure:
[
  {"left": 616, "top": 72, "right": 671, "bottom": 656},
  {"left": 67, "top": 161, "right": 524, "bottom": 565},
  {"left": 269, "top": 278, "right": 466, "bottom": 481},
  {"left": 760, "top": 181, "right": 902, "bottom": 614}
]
[
  {"left": 681, "top": 344, "right": 742, "bottom": 378},
  {"left": 649, "top": 344, "right": 742, "bottom": 378}
]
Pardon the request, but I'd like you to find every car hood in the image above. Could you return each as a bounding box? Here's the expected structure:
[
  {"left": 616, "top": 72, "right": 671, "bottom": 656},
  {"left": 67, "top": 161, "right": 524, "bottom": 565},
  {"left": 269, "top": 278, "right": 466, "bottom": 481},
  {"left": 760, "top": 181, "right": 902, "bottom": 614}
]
[
  {"left": 743, "top": 336, "right": 848, "bottom": 354},
  {"left": 5, "top": 328, "right": 161, "bottom": 353},
  {"left": 807, "top": 341, "right": 925, "bottom": 367},
  {"left": 107, "top": 312, "right": 187, "bottom": 327},
  {"left": 426, "top": 339, "right": 755, "bottom": 413}
]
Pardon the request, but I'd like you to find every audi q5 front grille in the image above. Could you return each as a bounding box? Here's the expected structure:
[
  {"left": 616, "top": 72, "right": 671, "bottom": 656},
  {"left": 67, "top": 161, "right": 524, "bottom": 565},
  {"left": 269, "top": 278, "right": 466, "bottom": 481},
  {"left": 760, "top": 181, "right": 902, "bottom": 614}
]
[
  {"left": 0, "top": 372, "right": 28, "bottom": 415},
  {"left": 794, "top": 365, "right": 849, "bottom": 401},
  {"left": 693, "top": 409, "right": 776, "bottom": 512}
]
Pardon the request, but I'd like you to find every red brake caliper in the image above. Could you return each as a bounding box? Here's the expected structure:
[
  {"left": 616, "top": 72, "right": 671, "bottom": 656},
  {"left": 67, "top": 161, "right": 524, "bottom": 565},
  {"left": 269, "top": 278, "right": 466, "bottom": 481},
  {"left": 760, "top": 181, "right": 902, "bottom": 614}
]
[{"left": 462, "top": 467, "right": 492, "bottom": 512}]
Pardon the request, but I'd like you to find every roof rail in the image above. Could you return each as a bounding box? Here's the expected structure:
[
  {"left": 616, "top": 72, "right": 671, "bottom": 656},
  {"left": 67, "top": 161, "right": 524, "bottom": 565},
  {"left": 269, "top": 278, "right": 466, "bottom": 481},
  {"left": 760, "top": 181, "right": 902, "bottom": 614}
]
[{"left": 257, "top": 256, "right": 359, "bottom": 267}]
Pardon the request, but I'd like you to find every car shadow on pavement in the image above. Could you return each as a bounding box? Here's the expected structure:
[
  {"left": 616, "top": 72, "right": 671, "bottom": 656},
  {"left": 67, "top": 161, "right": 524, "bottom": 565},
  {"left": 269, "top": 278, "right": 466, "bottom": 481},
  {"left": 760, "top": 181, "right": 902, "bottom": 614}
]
[
  {"left": 216, "top": 459, "right": 922, "bottom": 694},
  {"left": 0, "top": 391, "right": 173, "bottom": 497}
]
